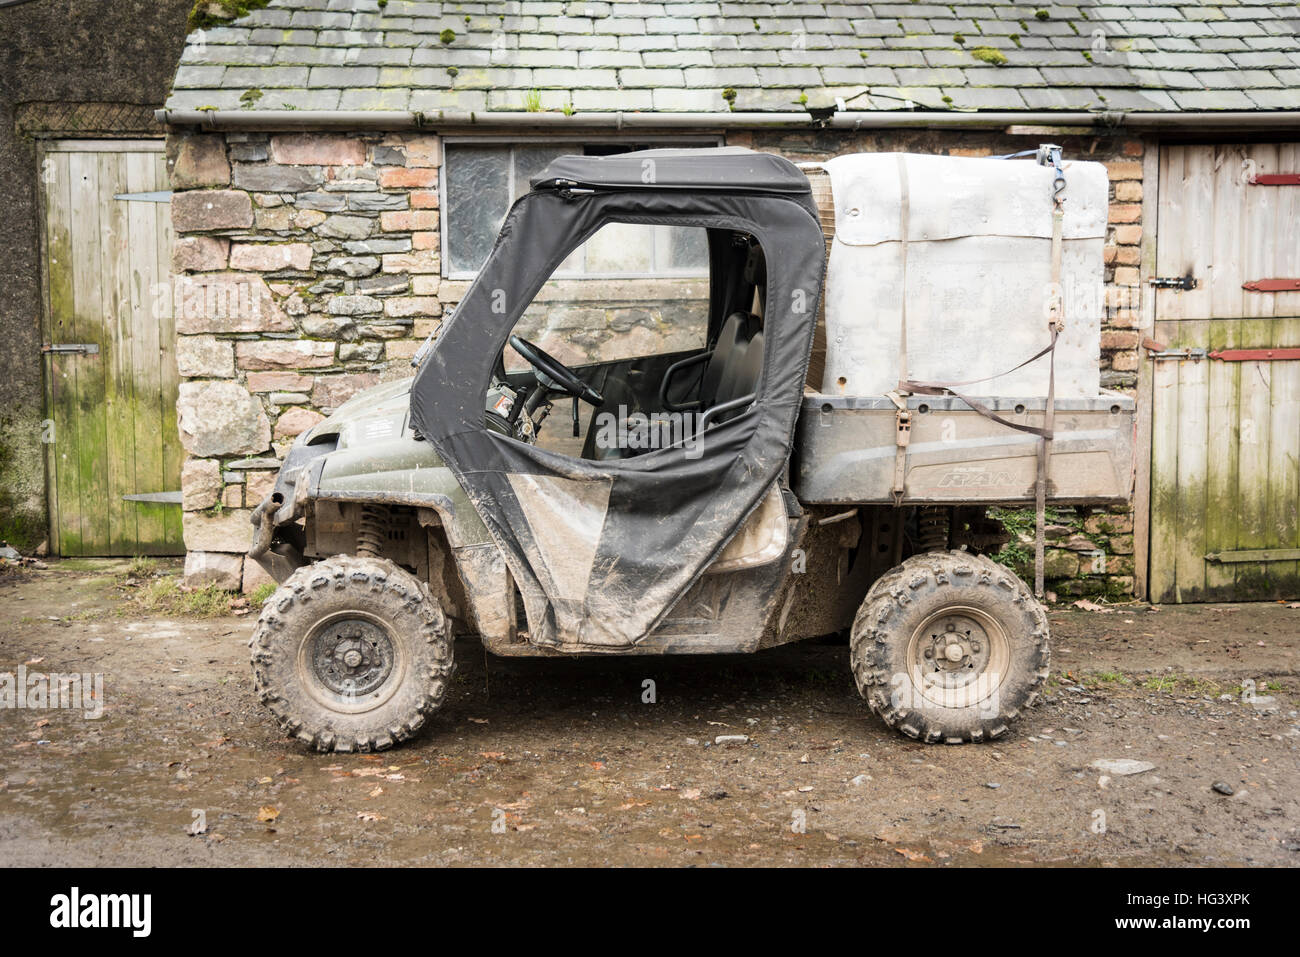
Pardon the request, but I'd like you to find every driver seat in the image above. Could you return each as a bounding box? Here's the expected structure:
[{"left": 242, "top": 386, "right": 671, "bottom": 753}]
[
  {"left": 594, "top": 312, "right": 764, "bottom": 459},
  {"left": 699, "top": 311, "right": 760, "bottom": 410},
  {"left": 707, "top": 330, "right": 763, "bottom": 425}
]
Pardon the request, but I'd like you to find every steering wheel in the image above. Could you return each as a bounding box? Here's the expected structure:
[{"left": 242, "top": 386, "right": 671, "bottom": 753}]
[{"left": 508, "top": 335, "right": 604, "bottom": 406}]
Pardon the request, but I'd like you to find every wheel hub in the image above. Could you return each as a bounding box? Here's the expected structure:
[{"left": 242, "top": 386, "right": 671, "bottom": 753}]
[
  {"left": 310, "top": 618, "right": 395, "bottom": 698},
  {"left": 915, "top": 612, "right": 999, "bottom": 693}
]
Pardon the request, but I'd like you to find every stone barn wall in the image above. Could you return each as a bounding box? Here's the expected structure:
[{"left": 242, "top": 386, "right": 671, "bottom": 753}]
[
  {"left": 167, "top": 126, "right": 1145, "bottom": 598},
  {"left": 168, "top": 131, "right": 448, "bottom": 590}
]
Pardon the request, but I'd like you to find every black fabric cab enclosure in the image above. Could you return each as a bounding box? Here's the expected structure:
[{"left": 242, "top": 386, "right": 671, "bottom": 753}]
[{"left": 410, "top": 149, "right": 826, "bottom": 651}]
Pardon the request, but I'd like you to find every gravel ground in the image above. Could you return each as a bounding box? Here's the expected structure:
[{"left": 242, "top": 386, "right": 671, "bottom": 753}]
[{"left": 1, "top": 559, "right": 1296, "bottom": 867}]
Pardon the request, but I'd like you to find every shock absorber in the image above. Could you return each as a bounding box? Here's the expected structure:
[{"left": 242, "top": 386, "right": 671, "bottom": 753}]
[
  {"left": 917, "top": 506, "right": 950, "bottom": 553},
  {"left": 356, "top": 504, "right": 388, "bottom": 558}
]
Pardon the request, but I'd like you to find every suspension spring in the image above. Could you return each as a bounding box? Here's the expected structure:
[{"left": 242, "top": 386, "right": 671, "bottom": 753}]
[
  {"left": 356, "top": 504, "right": 388, "bottom": 558},
  {"left": 917, "top": 506, "right": 950, "bottom": 553}
]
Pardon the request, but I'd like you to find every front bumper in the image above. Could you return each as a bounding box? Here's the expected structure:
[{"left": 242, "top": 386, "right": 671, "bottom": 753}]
[{"left": 247, "top": 434, "right": 337, "bottom": 582}]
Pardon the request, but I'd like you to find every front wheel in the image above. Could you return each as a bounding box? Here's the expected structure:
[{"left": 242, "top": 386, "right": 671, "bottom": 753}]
[
  {"left": 850, "top": 551, "right": 1049, "bottom": 743},
  {"left": 250, "top": 555, "right": 454, "bottom": 752}
]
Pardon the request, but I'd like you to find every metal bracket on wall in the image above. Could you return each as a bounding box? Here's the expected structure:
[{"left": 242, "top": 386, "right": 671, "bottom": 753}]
[
  {"left": 1243, "top": 278, "right": 1300, "bottom": 292},
  {"left": 1147, "top": 275, "right": 1198, "bottom": 290},
  {"left": 1146, "top": 346, "right": 1207, "bottom": 361},
  {"left": 121, "top": 491, "right": 183, "bottom": 505},
  {"left": 1142, "top": 338, "right": 1300, "bottom": 363},
  {"left": 1205, "top": 548, "right": 1300, "bottom": 564},
  {"left": 113, "top": 191, "right": 172, "bottom": 203},
  {"left": 1248, "top": 174, "right": 1300, "bottom": 185},
  {"left": 1145, "top": 346, "right": 1300, "bottom": 362},
  {"left": 1207, "top": 347, "right": 1300, "bottom": 362},
  {"left": 41, "top": 343, "right": 99, "bottom": 356}
]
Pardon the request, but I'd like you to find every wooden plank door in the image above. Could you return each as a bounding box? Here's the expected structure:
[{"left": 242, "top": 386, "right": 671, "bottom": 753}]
[
  {"left": 40, "top": 140, "right": 183, "bottom": 556},
  {"left": 1149, "top": 143, "right": 1300, "bottom": 602}
]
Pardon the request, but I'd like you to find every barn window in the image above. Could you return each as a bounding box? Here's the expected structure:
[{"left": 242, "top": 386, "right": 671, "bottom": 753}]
[{"left": 441, "top": 140, "right": 716, "bottom": 279}]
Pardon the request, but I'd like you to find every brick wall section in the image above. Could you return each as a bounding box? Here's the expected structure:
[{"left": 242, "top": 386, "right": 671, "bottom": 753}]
[{"left": 169, "top": 126, "right": 1145, "bottom": 598}]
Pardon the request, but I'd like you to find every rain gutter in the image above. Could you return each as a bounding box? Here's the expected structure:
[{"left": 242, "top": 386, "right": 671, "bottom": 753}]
[{"left": 155, "top": 108, "right": 1300, "bottom": 134}]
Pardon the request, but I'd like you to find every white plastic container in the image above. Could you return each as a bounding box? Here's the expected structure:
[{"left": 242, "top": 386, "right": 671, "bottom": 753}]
[{"left": 814, "top": 152, "right": 1109, "bottom": 399}]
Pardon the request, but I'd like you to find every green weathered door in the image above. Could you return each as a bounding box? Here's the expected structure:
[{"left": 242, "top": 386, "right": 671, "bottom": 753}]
[
  {"left": 41, "top": 141, "right": 183, "bottom": 556},
  {"left": 1149, "top": 143, "right": 1300, "bottom": 602}
]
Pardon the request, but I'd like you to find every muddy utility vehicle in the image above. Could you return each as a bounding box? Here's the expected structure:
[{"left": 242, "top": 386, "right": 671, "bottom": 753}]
[{"left": 248, "top": 146, "right": 1134, "bottom": 752}]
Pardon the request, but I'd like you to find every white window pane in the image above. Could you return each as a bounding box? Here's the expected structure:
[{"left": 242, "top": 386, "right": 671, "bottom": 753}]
[
  {"left": 446, "top": 143, "right": 713, "bottom": 278},
  {"left": 512, "top": 146, "right": 574, "bottom": 201},
  {"left": 445, "top": 147, "right": 510, "bottom": 274},
  {"left": 582, "top": 222, "right": 653, "bottom": 273},
  {"left": 668, "top": 225, "right": 709, "bottom": 270}
]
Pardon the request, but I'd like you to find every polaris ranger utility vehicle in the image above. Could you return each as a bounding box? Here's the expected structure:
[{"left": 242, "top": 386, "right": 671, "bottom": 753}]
[{"left": 247, "top": 147, "right": 1134, "bottom": 752}]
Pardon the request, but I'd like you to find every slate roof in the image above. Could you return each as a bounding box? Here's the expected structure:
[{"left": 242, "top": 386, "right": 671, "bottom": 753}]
[{"left": 166, "top": 0, "right": 1300, "bottom": 115}]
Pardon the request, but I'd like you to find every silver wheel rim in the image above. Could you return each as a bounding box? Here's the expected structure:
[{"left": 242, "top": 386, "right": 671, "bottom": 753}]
[
  {"left": 297, "top": 611, "right": 407, "bottom": 715},
  {"left": 905, "top": 604, "right": 1010, "bottom": 710}
]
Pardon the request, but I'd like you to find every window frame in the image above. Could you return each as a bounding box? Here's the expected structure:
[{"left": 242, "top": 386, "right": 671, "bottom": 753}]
[{"left": 438, "top": 134, "right": 723, "bottom": 281}]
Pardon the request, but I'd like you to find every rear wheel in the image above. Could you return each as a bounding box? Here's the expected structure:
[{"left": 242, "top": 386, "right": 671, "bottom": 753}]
[
  {"left": 251, "top": 555, "right": 454, "bottom": 752},
  {"left": 850, "top": 550, "right": 1049, "bottom": 743}
]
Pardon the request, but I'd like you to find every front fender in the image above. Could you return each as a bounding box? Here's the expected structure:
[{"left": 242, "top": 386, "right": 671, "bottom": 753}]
[
  {"left": 249, "top": 377, "right": 491, "bottom": 580},
  {"left": 309, "top": 434, "right": 490, "bottom": 548}
]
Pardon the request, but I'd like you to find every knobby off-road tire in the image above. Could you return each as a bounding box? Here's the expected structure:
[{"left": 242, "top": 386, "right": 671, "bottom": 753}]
[
  {"left": 850, "top": 550, "right": 1050, "bottom": 744},
  {"left": 250, "top": 555, "right": 454, "bottom": 753}
]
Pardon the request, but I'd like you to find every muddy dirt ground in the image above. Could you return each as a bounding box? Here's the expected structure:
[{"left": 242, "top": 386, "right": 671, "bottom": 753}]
[{"left": 1, "top": 559, "right": 1296, "bottom": 867}]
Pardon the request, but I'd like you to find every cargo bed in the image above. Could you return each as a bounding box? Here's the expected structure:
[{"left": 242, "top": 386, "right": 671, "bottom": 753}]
[{"left": 793, "top": 392, "right": 1135, "bottom": 506}]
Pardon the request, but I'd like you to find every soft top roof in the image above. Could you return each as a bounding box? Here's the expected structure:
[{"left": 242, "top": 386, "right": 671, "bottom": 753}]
[{"left": 530, "top": 147, "right": 811, "bottom": 195}]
